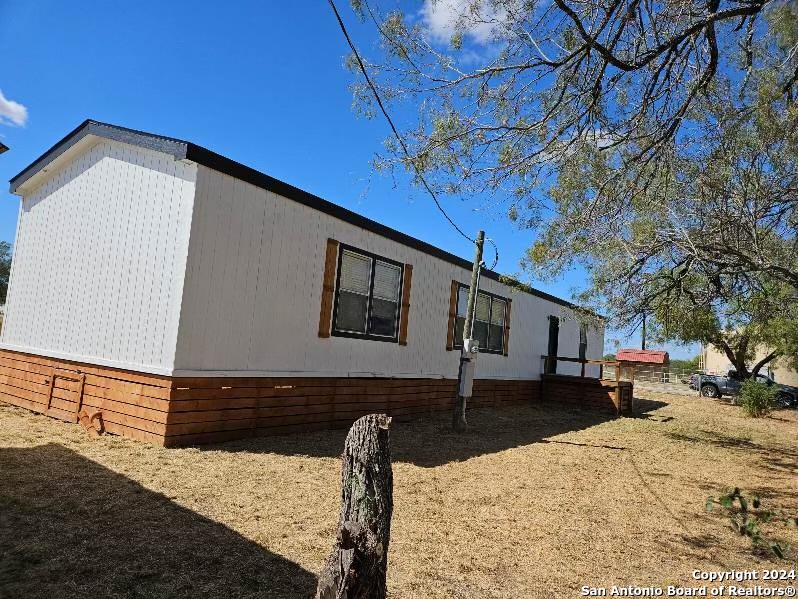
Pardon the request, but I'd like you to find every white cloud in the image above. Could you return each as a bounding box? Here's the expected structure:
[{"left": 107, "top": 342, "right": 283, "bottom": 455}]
[
  {"left": 421, "top": 0, "right": 508, "bottom": 45},
  {"left": 0, "top": 89, "right": 28, "bottom": 126}
]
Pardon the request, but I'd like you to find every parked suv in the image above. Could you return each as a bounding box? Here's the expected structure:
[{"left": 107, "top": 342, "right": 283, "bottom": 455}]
[{"left": 690, "top": 371, "right": 798, "bottom": 406}]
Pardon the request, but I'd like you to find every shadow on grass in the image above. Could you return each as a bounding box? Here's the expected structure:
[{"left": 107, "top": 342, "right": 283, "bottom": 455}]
[
  {"left": 630, "top": 396, "right": 675, "bottom": 422},
  {"left": 666, "top": 430, "right": 798, "bottom": 482},
  {"left": 205, "top": 399, "right": 669, "bottom": 468},
  {"left": 760, "top": 456, "right": 798, "bottom": 475},
  {"left": 680, "top": 533, "right": 721, "bottom": 549},
  {"left": 0, "top": 443, "right": 315, "bottom": 599},
  {"left": 665, "top": 430, "right": 798, "bottom": 459}
]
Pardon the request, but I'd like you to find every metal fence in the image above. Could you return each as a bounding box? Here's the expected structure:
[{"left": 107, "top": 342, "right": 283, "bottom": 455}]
[
  {"left": 600, "top": 366, "right": 703, "bottom": 398},
  {"left": 602, "top": 366, "right": 698, "bottom": 383}
]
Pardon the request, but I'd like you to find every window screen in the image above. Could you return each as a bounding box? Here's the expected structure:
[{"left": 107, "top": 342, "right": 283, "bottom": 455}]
[
  {"left": 487, "top": 299, "right": 506, "bottom": 352},
  {"left": 332, "top": 246, "right": 403, "bottom": 342},
  {"left": 336, "top": 251, "right": 372, "bottom": 334},
  {"left": 453, "top": 284, "right": 508, "bottom": 354},
  {"left": 370, "top": 262, "right": 401, "bottom": 337}
]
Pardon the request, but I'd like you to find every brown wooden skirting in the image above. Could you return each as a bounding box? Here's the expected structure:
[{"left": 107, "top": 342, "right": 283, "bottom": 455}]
[
  {"left": 0, "top": 350, "right": 636, "bottom": 447},
  {"left": 162, "top": 377, "right": 540, "bottom": 447},
  {"left": 0, "top": 348, "right": 541, "bottom": 447},
  {"left": 0, "top": 348, "right": 172, "bottom": 444},
  {"left": 541, "top": 373, "right": 633, "bottom": 416}
]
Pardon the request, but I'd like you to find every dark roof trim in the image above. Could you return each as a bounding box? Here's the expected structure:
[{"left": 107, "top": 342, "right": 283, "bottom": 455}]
[
  {"left": 0, "top": 141, "right": 9, "bottom": 154},
  {"left": 10, "top": 119, "right": 584, "bottom": 311},
  {"left": 185, "top": 143, "right": 582, "bottom": 309},
  {"left": 9, "top": 120, "right": 189, "bottom": 193}
]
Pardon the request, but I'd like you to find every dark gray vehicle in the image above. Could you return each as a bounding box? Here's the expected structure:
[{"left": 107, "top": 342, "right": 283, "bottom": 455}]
[{"left": 690, "top": 370, "right": 798, "bottom": 406}]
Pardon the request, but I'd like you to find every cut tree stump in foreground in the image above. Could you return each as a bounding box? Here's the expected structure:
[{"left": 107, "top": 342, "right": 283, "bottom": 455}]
[{"left": 315, "top": 414, "right": 393, "bottom": 599}]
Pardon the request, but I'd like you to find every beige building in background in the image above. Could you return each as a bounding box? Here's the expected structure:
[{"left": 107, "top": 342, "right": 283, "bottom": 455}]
[{"left": 703, "top": 344, "right": 798, "bottom": 386}]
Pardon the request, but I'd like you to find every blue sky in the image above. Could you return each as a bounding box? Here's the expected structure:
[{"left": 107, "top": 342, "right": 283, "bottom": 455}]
[{"left": 0, "top": 0, "right": 699, "bottom": 359}]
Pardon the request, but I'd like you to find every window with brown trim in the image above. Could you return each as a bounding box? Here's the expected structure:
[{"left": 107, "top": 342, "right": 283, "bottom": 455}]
[
  {"left": 451, "top": 283, "right": 509, "bottom": 355},
  {"left": 331, "top": 244, "right": 404, "bottom": 343}
]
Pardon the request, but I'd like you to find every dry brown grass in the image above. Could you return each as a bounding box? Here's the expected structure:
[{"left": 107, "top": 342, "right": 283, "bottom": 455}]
[{"left": 1, "top": 392, "right": 797, "bottom": 598}]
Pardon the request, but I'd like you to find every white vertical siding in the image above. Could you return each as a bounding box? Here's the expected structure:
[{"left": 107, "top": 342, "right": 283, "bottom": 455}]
[
  {"left": 173, "top": 165, "right": 605, "bottom": 379},
  {"left": 0, "top": 140, "right": 197, "bottom": 374}
]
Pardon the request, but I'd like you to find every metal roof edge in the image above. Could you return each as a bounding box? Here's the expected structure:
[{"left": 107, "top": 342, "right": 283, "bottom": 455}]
[
  {"left": 9, "top": 119, "right": 189, "bottom": 194},
  {"left": 10, "top": 120, "right": 598, "bottom": 315}
]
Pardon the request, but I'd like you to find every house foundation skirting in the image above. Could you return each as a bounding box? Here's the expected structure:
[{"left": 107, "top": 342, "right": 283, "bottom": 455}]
[{"left": 0, "top": 348, "right": 541, "bottom": 446}]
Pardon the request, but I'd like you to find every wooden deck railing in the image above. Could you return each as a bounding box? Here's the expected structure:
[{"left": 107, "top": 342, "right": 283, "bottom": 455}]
[
  {"left": 540, "top": 355, "right": 635, "bottom": 381},
  {"left": 540, "top": 355, "right": 635, "bottom": 415}
]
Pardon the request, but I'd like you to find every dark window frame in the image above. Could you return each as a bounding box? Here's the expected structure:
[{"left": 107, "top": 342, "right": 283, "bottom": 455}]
[
  {"left": 546, "top": 315, "right": 560, "bottom": 374},
  {"left": 331, "top": 243, "right": 404, "bottom": 343},
  {"left": 452, "top": 282, "right": 508, "bottom": 355}
]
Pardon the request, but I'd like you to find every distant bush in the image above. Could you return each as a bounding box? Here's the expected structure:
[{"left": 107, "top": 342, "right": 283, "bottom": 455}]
[
  {"left": 670, "top": 356, "right": 701, "bottom": 372},
  {"left": 739, "top": 379, "right": 778, "bottom": 417}
]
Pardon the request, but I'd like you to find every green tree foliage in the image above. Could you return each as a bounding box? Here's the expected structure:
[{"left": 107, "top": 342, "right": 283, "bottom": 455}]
[
  {"left": 669, "top": 357, "right": 701, "bottom": 373},
  {"left": 346, "top": 0, "right": 798, "bottom": 372},
  {"left": 530, "top": 83, "right": 798, "bottom": 329},
  {"left": 349, "top": 0, "right": 797, "bottom": 198},
  {"left": 641, "top": 277, "right": 795, "bottom": 378},
  {"left": 0, "top": 241, "right": 11, "bottom": 305}
]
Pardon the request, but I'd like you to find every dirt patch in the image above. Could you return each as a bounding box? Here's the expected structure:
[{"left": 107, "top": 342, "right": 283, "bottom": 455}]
[{"left": 1, "top": 392, "right": 796, "bottom": 598}]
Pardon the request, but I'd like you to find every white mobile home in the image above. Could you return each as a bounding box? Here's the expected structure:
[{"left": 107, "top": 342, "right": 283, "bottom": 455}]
[{"left": 0, "top": 120, "right": 608, "bottom": 445}]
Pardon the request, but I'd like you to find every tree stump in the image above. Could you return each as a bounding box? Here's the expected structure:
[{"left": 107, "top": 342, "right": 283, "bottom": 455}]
[{"left": 315, "top": 414, "right": 393, "bottom": 599}]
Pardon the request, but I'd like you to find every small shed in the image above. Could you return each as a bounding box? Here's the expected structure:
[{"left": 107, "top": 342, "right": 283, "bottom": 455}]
[
  {"left": 0, "top": 120, "right": 606, "bottom": 445},
  {"left": 616, "top": 349, "right": 670, "bottom": 383}
]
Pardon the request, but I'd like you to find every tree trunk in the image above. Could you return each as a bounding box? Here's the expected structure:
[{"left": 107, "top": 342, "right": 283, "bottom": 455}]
[
  {"left": 315, "top": 414, "right": 393, "bottom": 599},
  {"left": 718, "top": 339, "right": 751, "bottom": 379},
  {"left": 751, "top": 351, "right": 778, "bottom": 377}
]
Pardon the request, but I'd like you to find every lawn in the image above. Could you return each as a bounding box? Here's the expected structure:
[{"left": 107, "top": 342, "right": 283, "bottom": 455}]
[{"left": 1, "top": 392, "right": 796, "bottom": 598}]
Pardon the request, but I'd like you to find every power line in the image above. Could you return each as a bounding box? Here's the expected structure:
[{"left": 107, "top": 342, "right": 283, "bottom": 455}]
[{"left": 327, "top": 0, "right": 500, "bottom": 270}]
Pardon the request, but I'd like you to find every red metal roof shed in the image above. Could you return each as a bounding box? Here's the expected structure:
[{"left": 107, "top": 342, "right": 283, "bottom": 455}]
[{"left": 616, "top": 349, "right": 669, "bottom": 364}]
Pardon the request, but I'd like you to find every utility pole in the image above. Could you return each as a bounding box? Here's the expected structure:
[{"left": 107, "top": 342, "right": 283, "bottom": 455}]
[{"left": 453, "top": 230, "right": 484, "bottom": 432}]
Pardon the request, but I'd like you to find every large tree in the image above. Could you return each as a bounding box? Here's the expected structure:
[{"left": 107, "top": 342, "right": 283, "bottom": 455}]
[
  {"left": 529, "top": 84, "right": 797, "bottom": 321},
  {"left": 645, "top": 275, "right": 797, "bottom": 378},
  {"left": 341, "top": 0, "right": 798, "bottom": 367},
  {"left": 525, "top": 77, "right": 798, "bottom": 374},
  {"left": 345, "top": 0, "right": 796, "bottom": 210}
]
